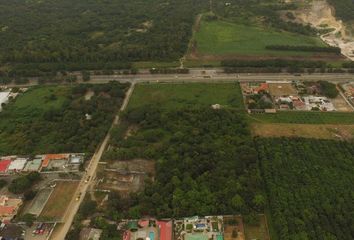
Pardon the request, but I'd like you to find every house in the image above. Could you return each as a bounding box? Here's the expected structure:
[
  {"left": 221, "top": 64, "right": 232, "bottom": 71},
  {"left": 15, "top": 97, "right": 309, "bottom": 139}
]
[
  {"left": 254, "top": 83, "right": 269, "bottom": 94},
  {"left": 0, "top": 160, "right": 11, "bottom": 174},
  {"left": 41, "top": 154, "right": 69, "bottom": 170},
  {"left": 23, "top": 158, "right": 43, "bottom": 172},
  {"left": 0, "top": 196, "right": 23, "bottom": 223},
  {"left": 7, "top": 158, "right": 28, "bottom": 173}
]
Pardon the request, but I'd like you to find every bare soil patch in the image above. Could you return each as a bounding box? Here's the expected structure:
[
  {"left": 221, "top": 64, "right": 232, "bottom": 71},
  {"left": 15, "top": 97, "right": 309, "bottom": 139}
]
[
  {"left": 331, "top": 94, "right": 354, "bottom": 112},
  {"left": 224, "top": 216, "right": 245, "bottom": 240},
  {"left": 268, "top": 83, "right": 297, "bottom": 97},
  {"left": 252, "top": 123, "right": 354, "bottom": 140}
]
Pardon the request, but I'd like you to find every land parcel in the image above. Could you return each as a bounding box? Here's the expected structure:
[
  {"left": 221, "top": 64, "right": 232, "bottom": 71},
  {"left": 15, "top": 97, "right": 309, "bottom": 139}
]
[{"left": 191, "top": 19, "right": 327, "bottom": 59}]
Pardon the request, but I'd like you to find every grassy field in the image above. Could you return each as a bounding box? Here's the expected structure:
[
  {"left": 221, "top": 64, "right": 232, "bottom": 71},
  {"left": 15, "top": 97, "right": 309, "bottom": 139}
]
[
  {"left": 194, "top": 19, "right": 326, "bottom": 56},
  {"left": 39, "top": 181, "right": 79, "bottom": 221},
  {"left": 247, "top": 111, "right": 354, "bottom": 124},
  {"left": 252, "top": 123, "right": 354, "bottom": 140},
  {"left": 128, "top": 83, "right": 244, "bottom": 110}
]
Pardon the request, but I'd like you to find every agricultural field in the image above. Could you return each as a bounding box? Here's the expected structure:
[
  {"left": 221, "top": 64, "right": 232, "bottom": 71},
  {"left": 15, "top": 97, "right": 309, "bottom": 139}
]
[
  {"left": 248, "top": 111, "right": 354, "bottom": 124},
  {"left": 252, "top": 123, "right": 354, "bottom": 140},
  {"left": 39, "top": 181, "right": 79, "bottom": 221},
  {"left": 128, "top": 83, "right": 244, "bottom": 110},
  {"left": 0, "top": 82, "right": 129, "bottom": 155},
  {"left": 256, "top": 138, "right": 354, "bottom": 240},
  {"left": 191, "top": 19, "right": 327, "bottom": 58}
]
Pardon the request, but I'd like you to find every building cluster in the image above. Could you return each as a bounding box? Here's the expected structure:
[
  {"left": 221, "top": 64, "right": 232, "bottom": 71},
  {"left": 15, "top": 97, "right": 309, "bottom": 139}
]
[
  {"left": 0, "top": 153, "right": 84, "bottom": 175},
  {"left": 122, "top": 216, "right": 224, "bottom": 240},
  {"left": 0, "top": 195, "right": 23, "bottom": 223}
]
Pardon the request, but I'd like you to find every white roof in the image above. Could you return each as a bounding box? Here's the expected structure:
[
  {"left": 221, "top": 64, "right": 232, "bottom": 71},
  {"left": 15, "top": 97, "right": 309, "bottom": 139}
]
[
  {"left": 0, "top": 91, "right": 10, "bottom": 111},
  {"left": 8, "top": 159, "right": 28, "bottom": 171}
]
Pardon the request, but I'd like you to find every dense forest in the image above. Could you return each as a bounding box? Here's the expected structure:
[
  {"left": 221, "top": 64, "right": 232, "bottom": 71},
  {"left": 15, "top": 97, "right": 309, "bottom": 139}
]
[
  {"left": 0, "top": 82, "right": 129, "bottom": 155},
  {"left": 257, "top": 138, "right": 354, "bottom": 240},
  {"left": 327, "top": 0, "right": 354, "bottom": 22},
  {"left": 0, "top": 0, "right": 207, "bottom": 72},
  {"left": 104, "top": 107, "right": 264, "bottom": 218}
]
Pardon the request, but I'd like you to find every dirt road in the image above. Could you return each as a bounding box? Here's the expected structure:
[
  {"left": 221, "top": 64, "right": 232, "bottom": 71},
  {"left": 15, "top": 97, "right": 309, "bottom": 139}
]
[{"left": 50, "top": 83, "right": 135, "bottom": 240}]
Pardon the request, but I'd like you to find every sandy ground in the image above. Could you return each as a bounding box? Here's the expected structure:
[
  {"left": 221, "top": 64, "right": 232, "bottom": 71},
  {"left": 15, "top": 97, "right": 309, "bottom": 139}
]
[
  {"left": 331, "top": 94, "right": 354, "bottom": 112},
  {"left": 268, "top": 83, "right": 298, "bottom": 97},
  {"left": 295, "top": 0, "right": 354, "bottom": 60},
  {"left": 252, "top": 123, "right": 354, "bottom": 140}
]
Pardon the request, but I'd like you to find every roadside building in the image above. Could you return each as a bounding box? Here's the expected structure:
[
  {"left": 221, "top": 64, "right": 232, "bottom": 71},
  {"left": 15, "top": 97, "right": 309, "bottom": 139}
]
[
  {"left": 41, "top": 154, "right": 69, "bottom": 171},
  {"left": 0, "top": 159, "right": 11, "bottom": 174},
  {"left": 7, "top": 158, "right": 28, "bottom": 173},
  {"left": 0, "top": 196, "right": 23, "bottom": 223},
  {"left": 69, "top": 154, "right": 84, "bottom": 165},
  {"left": 80, "top": 227, "right": 103, "bottom": 240},
  {"left": 23, "top": 158, "right": 43, "bottom": 172}
]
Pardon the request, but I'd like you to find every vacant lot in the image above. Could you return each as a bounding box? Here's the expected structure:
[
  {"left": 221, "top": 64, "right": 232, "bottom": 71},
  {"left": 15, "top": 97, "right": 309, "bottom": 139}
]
[
  {"left": 268, "top": 83, "right": 297, "bottom": 97},
  {"left": 128, "top": 83, "right": 244, "bottom": 110},
  {"left": 39, "top": 181, "right": 79, "bottom": 221},
  {"left": 193, "top": 19, "right": 326, "bottom": 57},
  {"left": 244, "top": 215, "right": 270, "bottom": 240},
  {"left": 252, "top": 123, "right": 354, "bottom": 140},
  {"left": 26, "top": 188, "right": 53, "bottom": 216},
  {"left": 224, "top": 216, "right": 245, "bottom": 240}
]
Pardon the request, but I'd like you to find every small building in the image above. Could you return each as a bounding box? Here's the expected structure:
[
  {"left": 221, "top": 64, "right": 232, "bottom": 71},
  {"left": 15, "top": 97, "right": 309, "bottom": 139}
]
[
  {"left": 0, "top": 196, "right": 23, "bottom": 223},
  {"left": 7, "top": 158, "right": 28, "bottom": 173},
  {"left": 211, "top": 104, "right": 221, "bottom": 110},
  {"left": 80, "top": 227, "right": 103, "bottom": 240},
  {"left": 23, "top": 158, "right": 42, "bottom": 172},
  {"left": 69, "top": 154, "right": 84, "bottom": 165},
  {"left": 41, "top": 154, "right": 69, "bottom": 170},
  {"left": 0, "top": 159, "right": 11, "bottom": 174}
]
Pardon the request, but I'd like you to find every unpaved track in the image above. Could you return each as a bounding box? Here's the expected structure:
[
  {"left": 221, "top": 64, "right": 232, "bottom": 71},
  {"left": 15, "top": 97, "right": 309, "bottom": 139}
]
[{"left": 50, "top": 83, "right": 135, "bottom": 240}]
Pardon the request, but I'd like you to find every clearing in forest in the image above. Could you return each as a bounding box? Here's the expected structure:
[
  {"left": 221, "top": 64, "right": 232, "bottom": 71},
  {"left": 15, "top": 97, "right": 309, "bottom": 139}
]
[
  {"left": 191, "top": 19, "right": 327, "bottom": 58},
  {"left": 251, "top": 123, "right": 354, "bottom": 140},
  {"left": 128, "top": 83, "right": 244, "bottom": 110}
]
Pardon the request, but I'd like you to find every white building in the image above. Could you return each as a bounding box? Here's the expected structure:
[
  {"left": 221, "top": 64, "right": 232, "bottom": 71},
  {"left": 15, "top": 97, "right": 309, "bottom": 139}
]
[
  {"left": 0, "top": 91, "right": 10, "bottom": 111},
  {"left": 7, "top": 158, "right": 28, "bottom": 172}
]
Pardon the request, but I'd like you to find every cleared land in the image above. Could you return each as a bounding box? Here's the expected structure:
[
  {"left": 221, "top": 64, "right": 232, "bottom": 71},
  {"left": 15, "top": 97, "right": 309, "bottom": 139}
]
[
  {"left": 244, "top": 215, "right": 270, "bottom": 240},
  {"left": 268, "top": 83, "right": 298, "bottom": 97},
  {"left": 252, "top": 123, "right": 354, "bottom": 140},
  {"left": 128, "top": 83, "right": 244, "bottom": 110},
  {"left": 192, "top": 19, "right": 327, "bottom": 57},
  {"left": 224, "top": 216, "right": 245, "bottom": 240},
  {"left": 39, "top": 181, "right": 79, "bottom": 221}
]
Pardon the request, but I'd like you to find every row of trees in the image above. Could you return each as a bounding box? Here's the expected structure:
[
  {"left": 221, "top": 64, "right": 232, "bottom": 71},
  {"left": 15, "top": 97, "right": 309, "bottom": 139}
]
[
  {"left": 257, "top": 138, "right": 354, "bottom": 240},
  {"left": 222, "top": 59, "right": 328, "bottom": 68},
  {"left": 265, "top": 45, "right": 341, "bottom": 54}
]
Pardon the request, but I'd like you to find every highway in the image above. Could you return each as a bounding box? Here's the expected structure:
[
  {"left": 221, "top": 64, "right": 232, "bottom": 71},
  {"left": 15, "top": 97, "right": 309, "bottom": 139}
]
[
  {"left": 50, "top": 83, "right": 135, "bottom": 240},
  {"left": 4, "top": 71, "right": 354, "bottom": 88}
]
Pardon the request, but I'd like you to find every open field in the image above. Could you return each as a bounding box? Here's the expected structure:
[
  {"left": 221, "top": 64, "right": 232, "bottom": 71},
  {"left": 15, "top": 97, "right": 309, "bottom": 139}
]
[
  {"left": 268, "top": 83, "right": 297, "bottom": 97},
  {"left": 248, "top": 111, "right": 354, "bottom": 124},
  {"left": 128, "top": 83, "right": 244, "bottom": 110},
  {"left": 39, "top": 181, "right": 79, "bottom": 221},
  {"left": 26, "top": 188, "right": 53, "bottom": 216},
  {"left": 192, "top": 19, "right": 327, "bottom": 57},
  {"left": 244, "top": 215, "right": 270, "bottom": 240},
  {"left": 252, "top": 123, "right": 354, "bottom": 140}
]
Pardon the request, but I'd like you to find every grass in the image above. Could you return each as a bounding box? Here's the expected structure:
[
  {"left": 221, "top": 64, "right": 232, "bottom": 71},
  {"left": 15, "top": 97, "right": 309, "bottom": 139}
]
[
  {"left": 133, "top": 61, "right": 180, "bottom": 69},
  {"left": 251, "top": 123, "right": 354, "bottom": 140},
  {"left": 194, "top": 19, "right": 326, "bottom": 56},
  {"left": 128, "top": 82, "right": 245, "bottom": 110},
  {"left": 39, "top": 181, "right": 79, "bottom": 221},
  {"left": 248, "top": 111, "right": 354, "bottom": 124}
]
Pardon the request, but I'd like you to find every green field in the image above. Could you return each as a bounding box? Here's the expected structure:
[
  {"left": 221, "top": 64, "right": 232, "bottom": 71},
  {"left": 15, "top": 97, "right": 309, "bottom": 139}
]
[
  {"left": 247, "top": 111, "right": 354, "bottom": 125},
  {"left": 128, "top": 83, "right": 244, "bottom": 110},
  {"left": 194, "top": 20, "right": 326, "bottom": 56}
]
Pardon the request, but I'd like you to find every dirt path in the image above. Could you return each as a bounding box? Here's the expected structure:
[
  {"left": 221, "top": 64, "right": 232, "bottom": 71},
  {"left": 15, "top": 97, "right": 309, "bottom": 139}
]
[
  {"left": 50, "top": 83, "right": 136, "bottom": 240},
  {"left": 296, "top": 0, "right": 354, "bottom": 61}
]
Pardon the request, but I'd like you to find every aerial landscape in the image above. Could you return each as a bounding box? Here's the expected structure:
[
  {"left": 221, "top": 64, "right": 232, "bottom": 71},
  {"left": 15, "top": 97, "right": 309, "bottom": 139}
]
[{"left": 0, "top": 0, "right": 353, "bottom": 240}]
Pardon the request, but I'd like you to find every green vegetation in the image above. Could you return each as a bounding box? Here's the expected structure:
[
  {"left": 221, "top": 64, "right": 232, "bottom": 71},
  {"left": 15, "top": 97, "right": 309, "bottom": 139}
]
[
  {"left": 128, "top": 83, "right": 244, "bottom": 110},
  {"left": 194, "top": 19, "right": 326, "bottom": 56},
  {"left": 8, "top": 172, "right": 41, "bottom": 194},
  {"left": 257, "top": 138, "right": 354, "bottom": 239},
  {"left": 107, "top": 107, "right": 263, "bottom": 218},
  {"left": 0, "top": 82, "right": 129, "bottom": 155},
  {"left": 248, "top": 111, "right": 354, "bottom": 125},
  {"left": 318, "top": 81, "right": 339, "bottom": 98},
  {"left": 327, "top": 0, "right": 354, "bottom": 22},
  {"left": 0, "top": 0, "right": 208, "bottom": 75}
]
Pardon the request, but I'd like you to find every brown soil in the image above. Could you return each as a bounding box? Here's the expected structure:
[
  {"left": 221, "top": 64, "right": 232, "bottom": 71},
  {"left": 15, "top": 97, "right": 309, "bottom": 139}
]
[{"left": 224, "top": 216, "right": 245, "bottom": 240}]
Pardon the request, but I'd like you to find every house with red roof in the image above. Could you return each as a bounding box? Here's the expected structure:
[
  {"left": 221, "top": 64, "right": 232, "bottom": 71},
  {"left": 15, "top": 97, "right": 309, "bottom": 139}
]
[
  {"left": 0, "top": 196, "right": 22, "bottom": 223},
  {"left": 0, "top": 160, "right": 11, "bottom": 174}
]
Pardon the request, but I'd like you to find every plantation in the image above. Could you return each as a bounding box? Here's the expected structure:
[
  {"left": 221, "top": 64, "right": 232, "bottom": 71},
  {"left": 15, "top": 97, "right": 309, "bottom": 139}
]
[
  {"left": 193, "top": 19, "right": 326, "bottom": 57},
  {"left": 248, "top": 111, "right": 354, "bottom": 125},
  {"left": 257, "top": 138, "right": 354, "bottom": 239},
  {"left": 0, "top": 82, "right": 129, "bottom": 155},
  {"left": 128, "top": 83, "right": 244, "bottom": 110}
]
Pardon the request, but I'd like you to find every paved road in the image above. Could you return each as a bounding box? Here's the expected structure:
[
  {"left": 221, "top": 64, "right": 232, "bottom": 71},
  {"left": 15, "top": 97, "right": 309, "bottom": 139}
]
[
  {"left": 4, "top": 71, "right": 354, "bottom": 88},
  {"left": 50, "top": 83, "right": 136, "bottom": 240}
]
